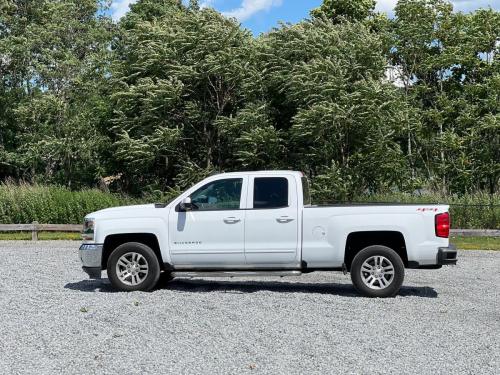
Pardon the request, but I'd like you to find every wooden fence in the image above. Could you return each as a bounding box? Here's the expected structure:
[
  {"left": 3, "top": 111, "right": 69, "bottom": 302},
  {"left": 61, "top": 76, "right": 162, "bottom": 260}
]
[
  {"left": 450, "top": 229, "right": 500, "bottom": 237},
  {"left": 0, "top": 222, "right": 81, "bottom": 241},
  {"left": 0, "top": 222, "right": 498, "bottom": 241}
]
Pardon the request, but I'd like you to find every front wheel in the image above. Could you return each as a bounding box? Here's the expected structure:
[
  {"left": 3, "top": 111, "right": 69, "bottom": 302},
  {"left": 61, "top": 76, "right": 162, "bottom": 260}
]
[
  {"left": 107, "top": 242, "right": 161, "bottom": 292},
  {"left": 350, "top": 245, "right": 405, "bottom": 298}
]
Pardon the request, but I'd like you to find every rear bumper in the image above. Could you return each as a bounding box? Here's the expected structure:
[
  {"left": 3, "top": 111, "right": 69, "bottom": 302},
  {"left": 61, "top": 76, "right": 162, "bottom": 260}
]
[
  {"left": 79, "top": 243, "right": 103, "bottom": 279},
  {"left": 437, "top": 244, "right": 458, "bottom": 266},
  {"left": 407, "top": 244, "right": 457, "bottom": 269}
]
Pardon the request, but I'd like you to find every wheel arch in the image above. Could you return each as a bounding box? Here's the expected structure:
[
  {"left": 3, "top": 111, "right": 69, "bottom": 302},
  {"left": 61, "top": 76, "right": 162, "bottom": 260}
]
[
  {"left": 102, "top": 233, "right": 164, "bottom": 270},
  {"left": 344, "top": 231, "right": 408, "bottom": 270}
]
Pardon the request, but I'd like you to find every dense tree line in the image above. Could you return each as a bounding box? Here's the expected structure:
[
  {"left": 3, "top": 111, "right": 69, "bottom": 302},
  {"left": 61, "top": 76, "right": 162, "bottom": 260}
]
[{"left": 0, "top": 0, "right": 498, "bottom": 200}]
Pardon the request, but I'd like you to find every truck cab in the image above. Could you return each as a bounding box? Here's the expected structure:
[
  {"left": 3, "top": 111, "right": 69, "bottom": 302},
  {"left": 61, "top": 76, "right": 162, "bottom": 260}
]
[{"left": 79, "top": 171, "right": 457, "bottom": 297}]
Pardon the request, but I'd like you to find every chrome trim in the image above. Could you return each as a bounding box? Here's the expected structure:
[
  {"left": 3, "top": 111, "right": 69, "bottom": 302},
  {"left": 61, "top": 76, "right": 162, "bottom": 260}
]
[{"left": 79, "top": 243, "right": 103, "bottom": 268}]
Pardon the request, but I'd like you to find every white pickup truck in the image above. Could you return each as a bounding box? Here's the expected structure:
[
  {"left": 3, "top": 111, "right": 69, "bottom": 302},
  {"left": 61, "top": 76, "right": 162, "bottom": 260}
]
[{"left": 79, "top": 171, "right": 457, "bottom": 297}]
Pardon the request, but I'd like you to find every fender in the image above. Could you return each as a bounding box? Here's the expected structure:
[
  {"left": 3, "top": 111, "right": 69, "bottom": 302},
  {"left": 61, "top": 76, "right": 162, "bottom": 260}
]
[{"left": 94, "top": 217, "right": 171, "bottom": 264}]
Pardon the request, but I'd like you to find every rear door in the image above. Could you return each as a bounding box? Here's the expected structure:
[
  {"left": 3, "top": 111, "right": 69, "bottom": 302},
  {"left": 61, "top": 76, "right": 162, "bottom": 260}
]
[{"left": 244, "top": 175, "right": 300, "bottom": 267}]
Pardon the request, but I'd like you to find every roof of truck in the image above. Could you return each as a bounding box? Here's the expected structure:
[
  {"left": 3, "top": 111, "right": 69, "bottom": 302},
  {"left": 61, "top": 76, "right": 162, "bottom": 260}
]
[{"left": 213, "top": 170, "right": 304, "bottom": 177}]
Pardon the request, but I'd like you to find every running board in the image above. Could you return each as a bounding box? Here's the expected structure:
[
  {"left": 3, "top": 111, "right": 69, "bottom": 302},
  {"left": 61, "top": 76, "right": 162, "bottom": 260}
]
[{"left": 171, "top": 270, "right": 302, "bottom": 278}]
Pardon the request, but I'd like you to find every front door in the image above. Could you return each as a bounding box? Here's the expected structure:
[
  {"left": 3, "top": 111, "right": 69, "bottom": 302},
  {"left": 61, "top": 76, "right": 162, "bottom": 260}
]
[
  {"left": 168, "top": 177, "right": 246, "bottom": 268},
  {"left": 244, "top": 176, "right": 300, "bottom": 267}
]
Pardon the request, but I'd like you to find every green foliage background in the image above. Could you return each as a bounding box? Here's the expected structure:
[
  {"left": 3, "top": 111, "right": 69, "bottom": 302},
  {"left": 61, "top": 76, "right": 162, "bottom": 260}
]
[
  {"left": 0, "top": 181, "right": 497, "bottom": 228},
  {"left": 0, "top": 182, "right": 135, "bottom": 224},
  {"left": 0, "top": 0, "right": 499, "bottom": 226}
]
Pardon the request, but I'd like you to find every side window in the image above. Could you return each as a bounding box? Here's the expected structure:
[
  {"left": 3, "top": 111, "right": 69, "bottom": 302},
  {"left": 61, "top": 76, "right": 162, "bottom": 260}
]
[
  {"left": 253, "top": 177, "right": 288, "bottom": 209},
  {"left": 190, "top": 178, "right": 243, "bottom": 211},
  {"left": 301, "top": 176, "right": 312, "bottom": 206}
]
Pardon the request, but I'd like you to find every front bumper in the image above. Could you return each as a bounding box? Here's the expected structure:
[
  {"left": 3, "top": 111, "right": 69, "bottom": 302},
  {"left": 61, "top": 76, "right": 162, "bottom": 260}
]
[
  {"left": 79, "top": 243, "right": 103, "bottom": 279},
  {"left": 437, "top": 244, "right": 458, "bottom": 266}
]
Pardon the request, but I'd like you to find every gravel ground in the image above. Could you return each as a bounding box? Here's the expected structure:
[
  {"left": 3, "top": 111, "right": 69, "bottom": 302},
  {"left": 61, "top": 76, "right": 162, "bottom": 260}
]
[{"left": 0, "top": 241, "right": 498, "bottom": 375}]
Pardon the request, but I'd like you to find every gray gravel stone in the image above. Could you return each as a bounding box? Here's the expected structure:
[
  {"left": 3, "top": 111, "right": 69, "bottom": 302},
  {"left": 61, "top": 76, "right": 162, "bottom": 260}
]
[{"left": 0, "top": 241, "right": 498, "bottom": 375}]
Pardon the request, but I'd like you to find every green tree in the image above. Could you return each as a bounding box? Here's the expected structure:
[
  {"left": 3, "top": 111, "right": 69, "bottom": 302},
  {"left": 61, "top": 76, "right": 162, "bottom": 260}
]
[
  {"left": 110, "top": 0, "right": 265, "bottom": 192},
  {"left": 311, "top": 0, "right": 376, "bottom": 23},
  {"left": 258, "top": 17, "right": 414, "bottom": 197},
  {"left": 390, "top": 0, "right": 500, "bottom": 194},
  {"left": 0, "top": 0, "right": 113, "bottom": 188},
  {"left": 189, "top": 0, "right": 200, "bottom": 11},
  {"left": 0, "top": 0, "right": 498, "bottom": 199}
]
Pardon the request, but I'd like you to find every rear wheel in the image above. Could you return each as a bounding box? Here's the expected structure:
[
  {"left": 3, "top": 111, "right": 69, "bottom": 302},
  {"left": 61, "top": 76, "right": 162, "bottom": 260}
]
[
  {"left": 107, "top": 242, "right": 161, "bottom": 292},
  {"left": 350, "top": 245, "right": 404, "bottom": 298}
]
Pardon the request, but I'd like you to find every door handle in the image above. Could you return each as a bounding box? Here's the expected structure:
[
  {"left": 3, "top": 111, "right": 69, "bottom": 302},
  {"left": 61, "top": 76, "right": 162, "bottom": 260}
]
[
  {"left": 224, "top": 217, "right": 241, "bottom": 224},
  {"left": 276, "top": 216, "right": 295, "bottom": 223}
]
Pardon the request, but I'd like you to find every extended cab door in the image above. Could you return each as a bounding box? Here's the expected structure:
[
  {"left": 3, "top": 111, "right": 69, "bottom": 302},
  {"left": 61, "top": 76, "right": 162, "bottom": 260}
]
[
  {"left": 244, "top": 175, "right": 300, "bottom": 267},
  {"left": 168, "top": 177, "right": 247, "bottom": 268}
]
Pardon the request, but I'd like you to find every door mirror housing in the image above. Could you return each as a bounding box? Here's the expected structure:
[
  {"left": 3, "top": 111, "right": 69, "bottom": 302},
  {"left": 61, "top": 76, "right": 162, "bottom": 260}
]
[{"left": 180, "top": 197, "right": 193, "bottom": 211}]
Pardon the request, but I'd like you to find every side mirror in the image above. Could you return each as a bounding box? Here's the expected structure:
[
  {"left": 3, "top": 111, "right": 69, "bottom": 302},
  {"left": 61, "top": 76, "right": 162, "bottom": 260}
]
[{"left": 180, "top": 197, "right": 193, "bottom": 211}]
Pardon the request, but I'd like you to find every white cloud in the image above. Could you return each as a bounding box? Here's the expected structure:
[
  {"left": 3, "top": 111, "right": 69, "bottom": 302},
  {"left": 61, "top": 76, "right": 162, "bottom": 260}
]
[
  {"left": 200, "top": 0, "right": 215, "bottom": 8},
  {"left": 223, "top": 0, "right": 283, "bottom": 22},
  {"left": 110, "top": 0, "right": 499, "bottom": 23},
  {"left": 110, "top": 0, "right": 138, "bottom": 21},
  {"left": 375, "top": 0, "right": 398, "bottom": 14},
  {"left": 375, "top": 0, "right": 499, "bottom": 15},
  {"left": 450, "top": 0, "right": 499, "bottom": 12}
]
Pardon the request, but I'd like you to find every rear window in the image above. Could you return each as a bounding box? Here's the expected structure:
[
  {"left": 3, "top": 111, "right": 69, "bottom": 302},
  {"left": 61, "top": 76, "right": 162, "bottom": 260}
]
[
  {"left": 301, "top": 176, "right": 311, "bottom": 206},
  {"left": 253, "top": 178, "right": 288, "bottom": 209}
]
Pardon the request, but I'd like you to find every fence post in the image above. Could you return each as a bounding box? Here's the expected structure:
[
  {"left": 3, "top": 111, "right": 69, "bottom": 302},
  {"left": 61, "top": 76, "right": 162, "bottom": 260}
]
[{"left": 32, "top": 221, "right": 38, "bottom": 241}]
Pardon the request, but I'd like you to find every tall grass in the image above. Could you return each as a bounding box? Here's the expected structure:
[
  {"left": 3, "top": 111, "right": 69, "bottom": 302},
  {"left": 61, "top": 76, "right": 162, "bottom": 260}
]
[
  {"left": 0, "top": 183, "right": 137, "bottom": 224},
  {"left": 352, "top": 192, "right": 499, "bottom": 229},
  {"left": 0, "top": 183, "right": 498, "bottom": 228}
]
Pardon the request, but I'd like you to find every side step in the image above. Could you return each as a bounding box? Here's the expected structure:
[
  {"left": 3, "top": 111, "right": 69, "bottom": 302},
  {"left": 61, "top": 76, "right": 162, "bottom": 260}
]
[{"left": 171, "top": 270, "right": 302, "bottom": 278}]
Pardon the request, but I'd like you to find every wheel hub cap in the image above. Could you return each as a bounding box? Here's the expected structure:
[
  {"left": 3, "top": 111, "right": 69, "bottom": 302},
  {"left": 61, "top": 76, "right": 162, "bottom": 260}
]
[
  {"left": 360, "top": 255, "right": 395, "bottom": 290},
  {"left": 116, "top": 252, "right": 149, "bottom": 286}
]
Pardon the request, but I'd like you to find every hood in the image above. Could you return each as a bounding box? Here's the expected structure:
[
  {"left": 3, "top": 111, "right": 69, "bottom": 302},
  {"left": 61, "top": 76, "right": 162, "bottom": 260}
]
[{"left": 86, "top": 204, "right": 159, "bottom": 220}]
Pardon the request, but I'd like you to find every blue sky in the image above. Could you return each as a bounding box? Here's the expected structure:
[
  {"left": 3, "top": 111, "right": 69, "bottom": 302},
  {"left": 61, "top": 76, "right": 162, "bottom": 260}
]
[{"left": 110, "top": 0, "right": 500, "bottom": 35}]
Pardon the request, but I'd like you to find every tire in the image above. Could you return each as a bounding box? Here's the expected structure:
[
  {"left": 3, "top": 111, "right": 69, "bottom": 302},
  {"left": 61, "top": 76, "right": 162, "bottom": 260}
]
[
  {"left": 107, "top": 242, "right": 161, "bottom": 292},
  {"left": 350, "top": 245, "right": 405, "bottom": 298}
]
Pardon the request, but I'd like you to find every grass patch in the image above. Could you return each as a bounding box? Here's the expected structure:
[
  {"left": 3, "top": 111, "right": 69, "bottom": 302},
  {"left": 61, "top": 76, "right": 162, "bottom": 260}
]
[
  {"left": 450, "top": 236, "right": 500, "bottom": 251},
  {"left": 0, "top": 231, "right": 81, "bottom": 241}
]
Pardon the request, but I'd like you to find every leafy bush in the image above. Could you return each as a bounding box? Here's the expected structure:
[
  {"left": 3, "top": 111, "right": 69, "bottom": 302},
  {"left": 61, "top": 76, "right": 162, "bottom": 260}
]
[
  {"left": 0, "top": 183, "right": 137, "bottom": 224},
  {"left": 0, "top": 183, "right": 497, "bottom": 229}
]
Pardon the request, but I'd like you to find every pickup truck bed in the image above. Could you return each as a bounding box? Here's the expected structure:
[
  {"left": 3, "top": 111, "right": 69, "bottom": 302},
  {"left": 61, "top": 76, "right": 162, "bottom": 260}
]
[{"left": 302, "top": 204, "right": 450, "bottom": 269}]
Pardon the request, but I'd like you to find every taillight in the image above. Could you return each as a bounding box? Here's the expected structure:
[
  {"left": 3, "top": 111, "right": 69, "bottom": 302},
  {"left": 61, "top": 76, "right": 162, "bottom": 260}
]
[{"left": 435, "top": 212, "right": 450, "bottom": 238}]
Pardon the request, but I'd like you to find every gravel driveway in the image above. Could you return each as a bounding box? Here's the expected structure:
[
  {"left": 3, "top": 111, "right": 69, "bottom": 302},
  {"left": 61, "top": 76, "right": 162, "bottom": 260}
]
[{"left": 0, "top": 241, "right": 498, "bottom": 375}]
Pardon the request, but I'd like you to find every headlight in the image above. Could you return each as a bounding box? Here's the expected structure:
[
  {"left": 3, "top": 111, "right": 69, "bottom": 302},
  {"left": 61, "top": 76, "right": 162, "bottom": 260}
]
[{"left": 82, "top": 218, "right": 95, "bottom": 241}]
